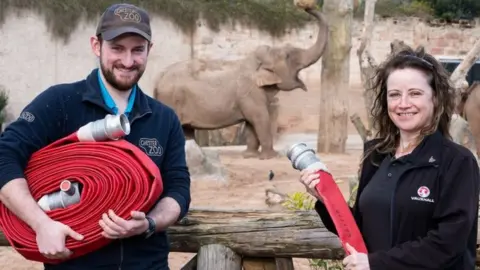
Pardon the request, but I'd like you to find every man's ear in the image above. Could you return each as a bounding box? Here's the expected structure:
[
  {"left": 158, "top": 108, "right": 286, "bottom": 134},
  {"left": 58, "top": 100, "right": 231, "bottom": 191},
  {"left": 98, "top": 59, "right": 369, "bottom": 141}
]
[
  {"left": 147, "top": 42, "right": 154, "bottom": 55},
  {"left": 90, "top": 36, "right": 101, "bottom": 57}
]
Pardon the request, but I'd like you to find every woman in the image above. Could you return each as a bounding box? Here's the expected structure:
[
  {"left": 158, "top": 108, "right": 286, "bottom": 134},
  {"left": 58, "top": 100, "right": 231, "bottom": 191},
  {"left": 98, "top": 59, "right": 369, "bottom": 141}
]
[{"left": 300, "top": 46, "right": 480, "bottom": 270}]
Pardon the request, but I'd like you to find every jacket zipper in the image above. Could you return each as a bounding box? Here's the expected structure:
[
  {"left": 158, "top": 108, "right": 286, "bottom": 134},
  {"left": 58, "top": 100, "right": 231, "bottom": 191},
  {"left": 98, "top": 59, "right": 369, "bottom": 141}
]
[
  {"left": 118, "top": 239, "right": 124, "bottom": 270},
  {"left": 129, "top": 111, "right": 150, "bottom": 126},
  {"left": 389, "top": 162, "right": 438, "bottom": 247}
]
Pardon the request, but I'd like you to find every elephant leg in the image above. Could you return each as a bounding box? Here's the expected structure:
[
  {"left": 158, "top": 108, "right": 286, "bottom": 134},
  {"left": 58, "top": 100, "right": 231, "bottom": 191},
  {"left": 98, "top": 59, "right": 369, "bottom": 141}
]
[
  {"left": 245, "top": 109, "right": 279, "bottom": 160},
  {"left": 183, "top": 125, "right": 196, "bottom": 141},
  {"left": 241, "top": 122, "right": 260, "bottom": 158}
]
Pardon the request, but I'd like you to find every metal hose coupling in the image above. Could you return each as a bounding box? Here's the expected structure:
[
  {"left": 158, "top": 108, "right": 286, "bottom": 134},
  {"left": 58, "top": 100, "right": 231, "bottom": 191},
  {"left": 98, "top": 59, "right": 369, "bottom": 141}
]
[
  {"left": 286, "top": 142, "right": 328, "bottom": 171},
  {"left": 76, "top": 114, "right": 131, "bottom": 142},
  {"left": 37, "top": 180, "right": 82, "bottom": 211}
]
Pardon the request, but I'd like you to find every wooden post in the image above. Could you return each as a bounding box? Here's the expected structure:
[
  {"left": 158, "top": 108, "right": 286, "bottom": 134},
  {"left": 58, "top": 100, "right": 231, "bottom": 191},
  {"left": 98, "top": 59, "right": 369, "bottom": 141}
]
[
  {"left": 197, "top": 244, "right": 242, "bottom": 270},
  {"left": 242, "top": 257, "right": 277, "bottom": 270},
  {"left": 274, "top": 258, "right": 295, "bottom": 270},
  {"left": 180, "top": 255, "right": 198, "bottom": 270}
]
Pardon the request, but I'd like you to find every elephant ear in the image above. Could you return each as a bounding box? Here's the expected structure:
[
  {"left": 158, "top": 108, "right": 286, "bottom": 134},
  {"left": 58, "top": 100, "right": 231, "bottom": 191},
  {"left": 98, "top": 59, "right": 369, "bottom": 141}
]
[{"left": 253, "top": 67, "right": 282, "bottom": 87}]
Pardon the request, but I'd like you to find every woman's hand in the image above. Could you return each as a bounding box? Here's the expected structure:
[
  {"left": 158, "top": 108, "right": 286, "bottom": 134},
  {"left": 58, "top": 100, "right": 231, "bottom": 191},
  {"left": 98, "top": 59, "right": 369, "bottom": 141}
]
[
  {"left": 299, "top": 168, "right": 323, "bottom": 202},
  {"left": 343, "top": 243, "right": 370, "bottom": 270}
]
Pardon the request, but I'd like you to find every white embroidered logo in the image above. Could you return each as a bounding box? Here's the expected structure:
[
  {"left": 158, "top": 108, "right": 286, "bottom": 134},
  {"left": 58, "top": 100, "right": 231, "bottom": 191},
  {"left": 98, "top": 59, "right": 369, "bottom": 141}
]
[
  {"left": 139, "top": 138, "right": 163, "bottom": 157},
  {"left": 411, "top": 186, "right": 434, "bottom": 203},
  {"left": 114, "top": 7, "right": 142, "bottom": 23},
  {"left": 19, "top": 111, "right": 35, "bottom": 122}
]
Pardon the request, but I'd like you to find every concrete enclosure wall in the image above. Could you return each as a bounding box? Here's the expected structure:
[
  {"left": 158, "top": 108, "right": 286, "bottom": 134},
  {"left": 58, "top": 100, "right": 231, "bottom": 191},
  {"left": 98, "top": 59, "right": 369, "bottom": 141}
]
[{"left": 1, "top": 12, "right": 479, "bottom": 133}]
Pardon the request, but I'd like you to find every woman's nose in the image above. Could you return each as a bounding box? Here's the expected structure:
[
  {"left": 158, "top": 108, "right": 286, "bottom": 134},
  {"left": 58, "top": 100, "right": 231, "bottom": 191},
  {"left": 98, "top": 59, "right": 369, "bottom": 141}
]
[{"left": 398, "top": 94, "right": 411, "bottom": 108}]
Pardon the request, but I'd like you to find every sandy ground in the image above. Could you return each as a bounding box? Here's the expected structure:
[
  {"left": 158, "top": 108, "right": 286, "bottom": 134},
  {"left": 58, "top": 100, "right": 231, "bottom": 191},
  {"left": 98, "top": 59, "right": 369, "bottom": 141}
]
[{"left": 0, "top": 85, "right": 367, "bottom": 269}]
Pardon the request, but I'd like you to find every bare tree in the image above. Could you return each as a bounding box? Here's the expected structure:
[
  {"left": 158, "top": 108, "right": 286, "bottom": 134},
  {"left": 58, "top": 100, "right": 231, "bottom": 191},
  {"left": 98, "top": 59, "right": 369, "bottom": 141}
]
[{"left": 317, "top": 0, "right": 354, "bottom": 153}]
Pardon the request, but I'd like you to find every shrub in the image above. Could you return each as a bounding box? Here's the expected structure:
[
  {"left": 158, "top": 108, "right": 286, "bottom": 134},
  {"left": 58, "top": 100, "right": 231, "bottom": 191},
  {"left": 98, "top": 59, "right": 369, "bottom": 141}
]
[{"left": 0, "top": 85, "right": 9, "bottom": 129}]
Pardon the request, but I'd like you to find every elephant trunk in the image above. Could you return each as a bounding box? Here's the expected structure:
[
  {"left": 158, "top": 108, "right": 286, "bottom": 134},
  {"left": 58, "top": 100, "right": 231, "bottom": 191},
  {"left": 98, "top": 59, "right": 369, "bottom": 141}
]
[{"left": 298, "top": 8, "right": 329, "bottom": 68}]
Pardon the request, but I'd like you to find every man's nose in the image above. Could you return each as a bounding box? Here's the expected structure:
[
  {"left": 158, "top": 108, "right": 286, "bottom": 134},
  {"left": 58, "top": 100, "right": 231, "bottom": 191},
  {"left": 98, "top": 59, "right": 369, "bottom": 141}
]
[{"left": 121, "top": 53, "right": 134, "bottom": 67}]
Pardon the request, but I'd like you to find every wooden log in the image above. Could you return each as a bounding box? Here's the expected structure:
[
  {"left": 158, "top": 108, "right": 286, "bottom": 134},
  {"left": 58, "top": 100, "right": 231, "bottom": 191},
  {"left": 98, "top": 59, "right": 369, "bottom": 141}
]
[
  {"left": 169, "top": 208, "right": 344, "bottom": 259},
  {"left": 0, "top": 208, "right": 344, "bottom": 259},
  {"left": 197, "top": 244, "right": 242, "bottom": 270}
]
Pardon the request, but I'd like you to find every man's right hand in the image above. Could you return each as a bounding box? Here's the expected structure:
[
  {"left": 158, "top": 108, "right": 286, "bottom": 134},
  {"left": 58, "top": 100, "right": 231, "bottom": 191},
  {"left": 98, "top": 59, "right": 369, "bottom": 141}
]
[{"left": 35, "top": 220, "right": 84, "bottom": 260}]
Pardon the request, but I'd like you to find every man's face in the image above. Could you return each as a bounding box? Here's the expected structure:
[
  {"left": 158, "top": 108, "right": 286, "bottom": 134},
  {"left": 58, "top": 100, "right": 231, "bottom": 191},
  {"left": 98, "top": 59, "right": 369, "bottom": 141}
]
[{"left": 92, "top": 33, "right": 152, "bottom": 91}]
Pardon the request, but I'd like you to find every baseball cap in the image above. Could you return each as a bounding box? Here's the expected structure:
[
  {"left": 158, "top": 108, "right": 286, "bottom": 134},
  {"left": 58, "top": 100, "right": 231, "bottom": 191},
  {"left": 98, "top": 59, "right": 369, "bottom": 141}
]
[{"left": 96, "top": 3, "right": 152, "bottom": 42}]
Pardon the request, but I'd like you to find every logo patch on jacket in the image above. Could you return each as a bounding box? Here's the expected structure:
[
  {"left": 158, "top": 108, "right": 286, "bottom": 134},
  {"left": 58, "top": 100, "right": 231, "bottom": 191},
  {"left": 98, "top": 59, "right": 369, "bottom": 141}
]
[
  {"left": 411, "top": 186, "right": 434, "bottom": 203},
  {"left": 139, "top": 138, "right": 163, "bottom": 157}
]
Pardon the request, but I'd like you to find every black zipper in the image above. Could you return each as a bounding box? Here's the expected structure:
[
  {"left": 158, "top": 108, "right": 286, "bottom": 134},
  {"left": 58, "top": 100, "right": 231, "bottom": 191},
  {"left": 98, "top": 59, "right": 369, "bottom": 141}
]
[
  {"left": 118, "top": 239, "right": 124, "bottom": 270},
  {"left": 129, "top": 111, "right": 150, "bottom": 126},
  {"left": 389, "top": 162, "right": 438, "bottom": 247}
]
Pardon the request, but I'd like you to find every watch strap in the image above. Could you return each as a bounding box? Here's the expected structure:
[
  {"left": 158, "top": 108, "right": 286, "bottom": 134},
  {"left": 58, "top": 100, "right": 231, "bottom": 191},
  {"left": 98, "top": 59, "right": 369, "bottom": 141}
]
[{"left": 144, "top": 216, "right": 156, "bottom": 238}]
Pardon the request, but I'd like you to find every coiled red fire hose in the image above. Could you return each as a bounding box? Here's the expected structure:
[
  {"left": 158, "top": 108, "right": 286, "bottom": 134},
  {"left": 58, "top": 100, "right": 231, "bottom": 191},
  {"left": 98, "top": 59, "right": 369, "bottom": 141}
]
[
  {"left": 286, "top": 143, "right": 368, "bottom": 255},
  {"left": 0, "top": 115, "right": 163, "bottom": 264}
]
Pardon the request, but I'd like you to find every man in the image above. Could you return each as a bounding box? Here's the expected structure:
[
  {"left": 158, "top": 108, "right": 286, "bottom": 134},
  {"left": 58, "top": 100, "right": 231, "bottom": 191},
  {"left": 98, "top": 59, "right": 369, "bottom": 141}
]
[{"left": 0, "top": 3, "right": 190, "bottom": 270}]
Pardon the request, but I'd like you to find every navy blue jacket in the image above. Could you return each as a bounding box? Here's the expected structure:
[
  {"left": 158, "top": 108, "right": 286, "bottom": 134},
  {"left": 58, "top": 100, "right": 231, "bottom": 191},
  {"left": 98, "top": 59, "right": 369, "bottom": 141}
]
[{"left": 0, "top": 69, "right": 191, "bottom": 270}]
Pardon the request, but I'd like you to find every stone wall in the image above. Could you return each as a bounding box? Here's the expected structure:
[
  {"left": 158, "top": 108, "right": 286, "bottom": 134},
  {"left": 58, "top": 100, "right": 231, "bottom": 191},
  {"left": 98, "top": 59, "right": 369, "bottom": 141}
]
[{"left": 0, "top": 11, "right": 479, "bottom": 133}]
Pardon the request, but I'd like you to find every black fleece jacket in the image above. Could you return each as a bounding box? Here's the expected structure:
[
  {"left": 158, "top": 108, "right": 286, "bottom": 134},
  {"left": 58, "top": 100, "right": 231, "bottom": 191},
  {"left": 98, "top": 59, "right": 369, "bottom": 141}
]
[{"left": 315, "top": 131, "right": 480, "bottom": 270}]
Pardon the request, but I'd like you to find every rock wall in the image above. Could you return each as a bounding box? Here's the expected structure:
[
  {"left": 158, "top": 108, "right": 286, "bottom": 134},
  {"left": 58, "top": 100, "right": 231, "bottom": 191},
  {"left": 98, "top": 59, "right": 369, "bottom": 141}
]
[{"left": 0, "top": 12, "right": 479, "bottom": 133}]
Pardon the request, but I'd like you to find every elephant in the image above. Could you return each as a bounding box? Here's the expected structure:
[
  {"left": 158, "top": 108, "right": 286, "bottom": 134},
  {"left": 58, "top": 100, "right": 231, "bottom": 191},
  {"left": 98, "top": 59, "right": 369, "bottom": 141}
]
[
  {"left": 152, "top": 7, "right": 328, "bottom": 160},
  {"left": 460, "top": 81, "right": 480, "bottom": 156}
]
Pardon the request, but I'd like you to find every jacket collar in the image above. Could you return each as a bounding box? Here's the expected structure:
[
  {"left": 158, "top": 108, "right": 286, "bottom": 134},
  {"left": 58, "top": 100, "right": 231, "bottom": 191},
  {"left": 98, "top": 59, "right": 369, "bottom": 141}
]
[
  {"left": 82, "top": 68, "right": 152, "bottom": 119},
  {"left": 369, "top": 130, "right": 444, "bottom": 167},
  {"left": 402, "top": 130, "right": 443, "bottom": 166}
]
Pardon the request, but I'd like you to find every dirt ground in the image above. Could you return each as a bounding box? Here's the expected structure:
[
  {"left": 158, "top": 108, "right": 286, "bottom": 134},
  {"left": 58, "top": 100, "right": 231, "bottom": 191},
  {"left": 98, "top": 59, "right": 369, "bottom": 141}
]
[{"left": 0, "top": 85, "right": 367, "bottom": 269}]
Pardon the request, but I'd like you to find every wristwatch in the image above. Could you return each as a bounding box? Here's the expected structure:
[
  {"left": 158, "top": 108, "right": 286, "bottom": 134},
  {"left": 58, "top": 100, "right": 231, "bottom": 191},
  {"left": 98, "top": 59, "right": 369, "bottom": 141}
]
[{"left": 144, "top": 216, "right": 156, "bottom": 239}]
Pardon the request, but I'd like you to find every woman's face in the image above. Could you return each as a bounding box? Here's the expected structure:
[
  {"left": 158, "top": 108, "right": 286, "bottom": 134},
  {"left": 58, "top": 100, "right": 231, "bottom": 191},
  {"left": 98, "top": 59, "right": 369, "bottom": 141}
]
[{"left": 386, "top": 68, "right": 435, "bottom": 136}]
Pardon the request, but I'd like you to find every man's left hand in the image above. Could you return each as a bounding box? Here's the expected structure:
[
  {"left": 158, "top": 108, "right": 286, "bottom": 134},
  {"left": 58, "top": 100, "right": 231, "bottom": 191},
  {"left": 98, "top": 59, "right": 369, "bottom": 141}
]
[
  {"left": 343, "top": 243, "right": 370, "bottom": 270},
  {"left": 99, "top": 209, "right": 149, "bottom": 239}
]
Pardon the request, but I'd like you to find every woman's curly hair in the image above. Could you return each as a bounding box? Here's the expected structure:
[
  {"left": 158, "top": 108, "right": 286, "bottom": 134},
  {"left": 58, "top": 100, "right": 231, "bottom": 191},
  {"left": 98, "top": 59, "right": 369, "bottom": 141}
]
[{"left": 364, "top": 45, "right": 456, "bottom": 162}]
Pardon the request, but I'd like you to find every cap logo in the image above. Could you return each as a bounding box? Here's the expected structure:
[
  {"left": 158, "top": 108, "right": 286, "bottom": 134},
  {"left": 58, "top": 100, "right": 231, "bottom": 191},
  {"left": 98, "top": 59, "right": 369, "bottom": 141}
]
[{"left": 114, "top": 7, "right": 142, "bottom": 23}]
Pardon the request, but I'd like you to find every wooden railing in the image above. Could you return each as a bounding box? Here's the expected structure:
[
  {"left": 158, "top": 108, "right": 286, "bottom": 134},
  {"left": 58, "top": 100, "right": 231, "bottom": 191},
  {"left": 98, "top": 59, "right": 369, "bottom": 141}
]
[{"left": 0, "top": 208, "right": 479, "bottom": 269}]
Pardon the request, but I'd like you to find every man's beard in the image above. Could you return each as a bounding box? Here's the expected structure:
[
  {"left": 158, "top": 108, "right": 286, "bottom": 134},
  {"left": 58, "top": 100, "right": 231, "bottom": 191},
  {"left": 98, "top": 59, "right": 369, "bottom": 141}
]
[{"left": 99, "top": 61, "right": 145, "bottom": 92}]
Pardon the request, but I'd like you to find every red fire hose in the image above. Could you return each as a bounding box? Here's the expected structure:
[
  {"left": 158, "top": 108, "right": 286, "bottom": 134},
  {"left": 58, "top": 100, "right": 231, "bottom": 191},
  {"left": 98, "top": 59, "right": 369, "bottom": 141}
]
[
  {"left": 0, "top": 115, "right": 163, "bottom": 264},
  {"left": 315, "top": 170, "right": 368, "bottom": 254},
  {"left": 286, "top": 143, "right": 368, "bottom": 255}
]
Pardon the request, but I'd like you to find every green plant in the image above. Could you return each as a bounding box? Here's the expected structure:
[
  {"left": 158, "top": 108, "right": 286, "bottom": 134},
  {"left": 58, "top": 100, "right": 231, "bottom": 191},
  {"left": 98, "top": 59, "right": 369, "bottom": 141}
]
[
  {"left": 0, "top": 85, "right": 9, "bottom": 128},
  {"left": 281, "top": 191, "right": 316, "bottom": 210},
  {"left": 398, "top": 0, "right": 435, "bottom": 19}
]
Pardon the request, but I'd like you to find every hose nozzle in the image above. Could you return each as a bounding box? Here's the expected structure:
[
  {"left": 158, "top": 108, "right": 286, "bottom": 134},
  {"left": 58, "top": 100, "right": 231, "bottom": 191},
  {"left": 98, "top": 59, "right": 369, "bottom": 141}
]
[
  {"left": 286, "top": 143, "right": 327, "bottom": 171},
  {"left": 37, "top": 180, "right": 82, "bottom": 211},
  {"left": 77, "top": 114, "right": 131, "bottom": 142}
]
